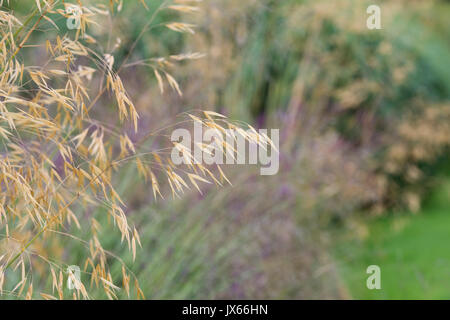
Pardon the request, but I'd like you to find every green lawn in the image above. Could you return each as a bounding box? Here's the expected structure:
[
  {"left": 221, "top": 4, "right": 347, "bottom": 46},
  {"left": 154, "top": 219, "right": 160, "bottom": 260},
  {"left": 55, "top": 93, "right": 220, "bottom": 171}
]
[{"left": 335, "top": 181, "right": 450, "bottom": 299}]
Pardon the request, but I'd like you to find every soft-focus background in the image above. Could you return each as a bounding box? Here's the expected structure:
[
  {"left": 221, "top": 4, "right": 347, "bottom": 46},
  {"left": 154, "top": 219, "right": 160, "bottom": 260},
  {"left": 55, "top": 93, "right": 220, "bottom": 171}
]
[{"left": 6, "top": 0, "right": 450, "bottom": 299}]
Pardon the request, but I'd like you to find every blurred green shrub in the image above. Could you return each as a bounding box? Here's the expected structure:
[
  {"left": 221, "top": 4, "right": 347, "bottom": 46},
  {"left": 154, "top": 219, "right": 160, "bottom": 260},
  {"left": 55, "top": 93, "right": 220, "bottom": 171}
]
[{"left": 177, "top": 0, "right": 450, "bottom": 212}]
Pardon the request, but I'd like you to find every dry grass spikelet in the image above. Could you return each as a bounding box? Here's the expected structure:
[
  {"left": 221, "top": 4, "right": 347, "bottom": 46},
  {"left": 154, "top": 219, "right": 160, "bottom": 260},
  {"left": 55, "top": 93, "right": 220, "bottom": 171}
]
[{"left": 0, "top": 0, "right": 271, "bottom": 299}]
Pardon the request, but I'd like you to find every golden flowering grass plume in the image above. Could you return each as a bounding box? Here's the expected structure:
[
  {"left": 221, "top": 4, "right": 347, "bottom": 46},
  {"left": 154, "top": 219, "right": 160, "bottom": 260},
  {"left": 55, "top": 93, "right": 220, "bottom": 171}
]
[{"left": 0, "top": 0, "right": 271, "bottom": 299}]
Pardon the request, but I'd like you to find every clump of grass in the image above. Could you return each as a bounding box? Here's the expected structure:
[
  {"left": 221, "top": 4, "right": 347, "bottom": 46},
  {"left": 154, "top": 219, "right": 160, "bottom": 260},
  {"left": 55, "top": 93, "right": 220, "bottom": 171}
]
[{"left": 0, "top": 0, "right": 270, "bottom": 299}]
